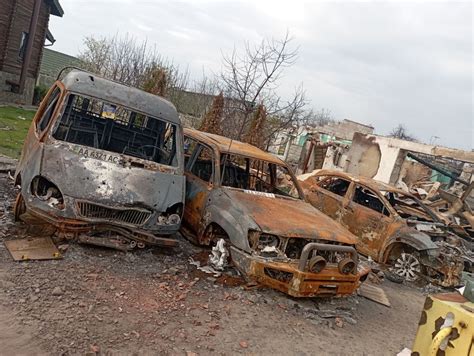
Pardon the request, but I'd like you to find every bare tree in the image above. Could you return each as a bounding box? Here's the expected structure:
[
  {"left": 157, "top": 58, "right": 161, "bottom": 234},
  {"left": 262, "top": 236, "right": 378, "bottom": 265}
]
[
  {"left": 302, "top": 108, "right": 335, "bottom": 127},
  {"left": 143, "top": 65, "right": 168, "bottom": 97},
  {"left": 389, "top": 124, "right": 417, "bottom": 141},
  {"left": 219, "top": 31, "right": 307, "bottom": 143},
  {"left": 78, "top": 34, "right": 189, "bottom": 99}
]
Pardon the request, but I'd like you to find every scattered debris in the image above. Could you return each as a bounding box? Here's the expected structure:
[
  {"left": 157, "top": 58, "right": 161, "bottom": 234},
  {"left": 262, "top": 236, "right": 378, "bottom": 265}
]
[
  {"left": 51, "top": 286, "right": 63, "bottom": 296},
  {"left": 239, "top": 340, "right": 249, "bottom": 349},
  {"left": 209, "top": 238, "right": 229, "bottom": 270},
  {"left": 188, "top": 257, "right": 222, "bottom": 277}
]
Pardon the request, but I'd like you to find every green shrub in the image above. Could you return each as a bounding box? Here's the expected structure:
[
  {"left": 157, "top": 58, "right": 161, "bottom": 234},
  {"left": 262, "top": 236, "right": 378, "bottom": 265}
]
[{"left": 33, "top": 85, "right": 48, "bottom": 105}]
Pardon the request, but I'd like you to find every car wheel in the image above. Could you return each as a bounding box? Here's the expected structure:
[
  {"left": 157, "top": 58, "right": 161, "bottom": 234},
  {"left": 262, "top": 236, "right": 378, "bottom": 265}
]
[
  {"left": 13, "top": 192, "right": 26, "bottom": 221},
  {"left": 390, "top": 252, "right": 422, "bottom": 282}
]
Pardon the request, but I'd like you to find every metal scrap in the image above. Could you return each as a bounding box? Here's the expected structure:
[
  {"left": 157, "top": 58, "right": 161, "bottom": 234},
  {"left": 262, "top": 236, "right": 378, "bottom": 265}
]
[
  {"left": 5, "top": 237, "right": 62, "bottom": 261},
  {"left": 358, "top": 283, "right": 391, "bottom": 307}
]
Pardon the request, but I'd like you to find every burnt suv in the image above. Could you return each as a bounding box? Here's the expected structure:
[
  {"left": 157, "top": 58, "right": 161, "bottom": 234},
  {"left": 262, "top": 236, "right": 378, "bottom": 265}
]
[
  {"left": 300, "top": 170, "right": 465, "bottom": 287},
  {"left": 14, "top": 70, "right": 185, "bottom": 250},
  {"left": 180, "top": 129, "right": 370, "bottom": 297}
]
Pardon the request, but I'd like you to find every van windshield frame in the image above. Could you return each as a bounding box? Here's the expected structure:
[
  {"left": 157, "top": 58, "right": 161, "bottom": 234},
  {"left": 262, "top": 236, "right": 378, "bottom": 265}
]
[{"left": 52, "top": 93, "right": 178, "bottom": 167}]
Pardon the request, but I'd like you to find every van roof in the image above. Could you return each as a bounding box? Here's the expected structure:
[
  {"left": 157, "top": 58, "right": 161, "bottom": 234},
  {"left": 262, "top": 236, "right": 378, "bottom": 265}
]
[
  {"left": 184, "top": 128, "right": 284, "bottom": 165},
  {"left": 60, "top": 70, "right": 180, "bottom": 124}
]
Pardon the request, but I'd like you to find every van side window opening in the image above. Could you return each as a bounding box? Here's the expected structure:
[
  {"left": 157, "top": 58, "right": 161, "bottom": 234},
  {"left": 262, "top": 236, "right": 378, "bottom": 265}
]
[
  {"left": 353, "top": 185, "right": 390, "bottom": 216},
  {"left": 52, "top": 94, "right": 178, "bottom": 167},
  {"left": 318, "top": 177, "right": 350, "bottom": 197},
  {"left": 37, "top": 87, "right": 61, "bottom": 132},
  {"left": 185, "top": 142, "right": 214, "bottom": 182},
  {"left": 220, "top": 154, "right": 300, "bottom": 199}
]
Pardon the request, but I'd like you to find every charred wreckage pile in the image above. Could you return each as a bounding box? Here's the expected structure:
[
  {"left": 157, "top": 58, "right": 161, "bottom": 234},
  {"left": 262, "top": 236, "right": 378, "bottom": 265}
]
[{"left": 4, "top": 69, "right": 473, "bottom": 300}]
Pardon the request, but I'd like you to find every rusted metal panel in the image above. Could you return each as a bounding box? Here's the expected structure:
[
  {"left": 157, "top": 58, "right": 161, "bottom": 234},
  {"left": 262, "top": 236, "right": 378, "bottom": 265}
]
[
  {"left": 231, "top": 246, "right": 369, "bottom": 297},
  {"left": 358, "top": 283, "right": 390, "bottom": 307},
  {"left": 184, "top": 128, "right": 283, "bottom": 166},
  {"left": 5, "top": 237, "right": 61, "bottom": 261},
  {"left": 223, "top": 189, "right": 356, "bottom": 244}
]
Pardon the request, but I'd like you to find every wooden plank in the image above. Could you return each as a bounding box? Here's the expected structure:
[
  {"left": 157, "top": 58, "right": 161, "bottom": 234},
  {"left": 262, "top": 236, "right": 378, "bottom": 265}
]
[
  {"left": 5, "top": 237, "right": 62, "bottom": 261},
  {"left": 358, "top": 283, "right": 391, "bottom": 307}
]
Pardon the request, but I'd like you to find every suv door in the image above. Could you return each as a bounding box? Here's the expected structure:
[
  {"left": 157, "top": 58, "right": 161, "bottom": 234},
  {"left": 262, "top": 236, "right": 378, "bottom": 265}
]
[
  {"left": 306, "top": 175, "right": 351, "bottom": 221},
  {"left": 340, "top": 184, "right": 393, "bottom": 259},
  {"left": 182, "top": 136, "right": 215, "bottom": 237}
]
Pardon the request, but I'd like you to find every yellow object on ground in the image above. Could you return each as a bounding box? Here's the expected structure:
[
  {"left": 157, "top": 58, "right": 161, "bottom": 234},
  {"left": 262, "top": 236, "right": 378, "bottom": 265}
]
[{"left": 412, "top": 293, "right": 474, "bottom": 355}]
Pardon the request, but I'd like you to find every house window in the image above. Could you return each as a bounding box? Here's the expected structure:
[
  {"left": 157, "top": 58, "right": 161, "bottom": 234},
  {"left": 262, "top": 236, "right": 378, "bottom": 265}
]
[{"left": 19, "top": 32, "right": 28, "bottom": 61}]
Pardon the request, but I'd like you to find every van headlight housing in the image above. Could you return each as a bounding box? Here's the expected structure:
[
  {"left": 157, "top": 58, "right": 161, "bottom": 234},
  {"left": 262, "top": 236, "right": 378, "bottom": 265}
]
[{"left": 157, "top": 213, "right": 180, "bottom": 225}]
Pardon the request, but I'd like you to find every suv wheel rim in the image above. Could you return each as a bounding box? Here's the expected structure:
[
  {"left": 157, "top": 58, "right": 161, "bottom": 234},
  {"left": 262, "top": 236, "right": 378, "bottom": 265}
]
[{"left": 392, "top": 253, "right": 421, "bottom": 281}]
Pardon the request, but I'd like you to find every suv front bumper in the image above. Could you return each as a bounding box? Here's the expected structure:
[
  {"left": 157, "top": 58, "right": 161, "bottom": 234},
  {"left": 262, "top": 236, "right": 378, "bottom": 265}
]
[{"left": 230, "top": 243, "right": 370, "bottom": 297}]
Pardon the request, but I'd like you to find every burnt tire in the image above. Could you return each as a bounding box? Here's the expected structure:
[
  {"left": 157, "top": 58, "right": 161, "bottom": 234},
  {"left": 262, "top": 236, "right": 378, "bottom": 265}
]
[
  {"left": 384, "top": 270, "right": 404, "bottom": 284},
  {"left": 13, "top": 192, "right": 26, "bottom": 222}
]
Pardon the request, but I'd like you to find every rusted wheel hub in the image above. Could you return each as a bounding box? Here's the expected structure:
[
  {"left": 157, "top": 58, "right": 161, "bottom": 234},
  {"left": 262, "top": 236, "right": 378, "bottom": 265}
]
[{"left": 392, "top": 252, "right": 421, "bottom": 282}]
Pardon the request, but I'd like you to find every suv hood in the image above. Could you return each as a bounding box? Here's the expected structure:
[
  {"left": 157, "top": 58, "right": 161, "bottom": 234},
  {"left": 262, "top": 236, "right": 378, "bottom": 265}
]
[{"left": 224, "top": 189, "right": 358, "bottom": 245}]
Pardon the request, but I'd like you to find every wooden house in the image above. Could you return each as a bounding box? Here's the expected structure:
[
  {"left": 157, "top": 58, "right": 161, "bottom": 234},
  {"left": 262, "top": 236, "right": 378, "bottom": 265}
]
[{"left": 0, "top": 0, "right": 63, "bottom": 104}]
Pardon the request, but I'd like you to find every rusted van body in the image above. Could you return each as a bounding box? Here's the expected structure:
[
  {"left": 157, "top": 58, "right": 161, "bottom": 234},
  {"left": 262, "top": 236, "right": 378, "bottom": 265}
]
[{"left": 14, "top": 70, "right": 185, "bottom": 249}]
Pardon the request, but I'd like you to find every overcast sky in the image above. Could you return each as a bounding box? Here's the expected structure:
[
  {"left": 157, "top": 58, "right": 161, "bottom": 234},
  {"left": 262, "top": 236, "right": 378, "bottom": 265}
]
[{"left": 49, "top": 0, "right": 473, "bottom": 150}]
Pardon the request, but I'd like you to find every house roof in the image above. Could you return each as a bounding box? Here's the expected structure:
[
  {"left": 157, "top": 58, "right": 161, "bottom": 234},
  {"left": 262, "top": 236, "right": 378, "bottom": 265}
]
[
  {"left": 60, "top": 70, "right": 180, "bottom": 124},
  {"left": 184, "top": 128, "right": 284, "bottom": 165},
  {"left": 47, "top": 0, "right": 64, "bottom": 17},
  {"left": 40, "top": 48, "right": 81, "bottom": 76}
]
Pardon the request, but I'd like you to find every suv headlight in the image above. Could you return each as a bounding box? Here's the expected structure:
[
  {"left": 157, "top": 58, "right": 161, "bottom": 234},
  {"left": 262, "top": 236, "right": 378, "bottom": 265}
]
[{"left": 248, "top": 230, "right": 280, "bottom": 252}]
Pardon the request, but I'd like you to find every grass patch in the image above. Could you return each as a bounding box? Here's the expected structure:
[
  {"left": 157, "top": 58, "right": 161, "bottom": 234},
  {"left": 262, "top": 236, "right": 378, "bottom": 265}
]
[{"left": 0, "top": 106, "right": 36, "bottom": 158}]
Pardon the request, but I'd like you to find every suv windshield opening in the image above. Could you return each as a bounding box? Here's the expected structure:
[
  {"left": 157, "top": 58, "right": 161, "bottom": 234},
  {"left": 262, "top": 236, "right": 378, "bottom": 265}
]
[
  {"left": 53, "top": 94, "right": 178, "bottom": 166},
  {"left": 220, "top": 154, "right": 300, "bottom": 199}
]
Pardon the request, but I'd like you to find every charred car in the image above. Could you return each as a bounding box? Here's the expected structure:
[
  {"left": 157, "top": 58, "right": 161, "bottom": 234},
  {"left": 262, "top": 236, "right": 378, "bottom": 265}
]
[
  {"left": 300, "top": 170, "right": 465, "bottom": 287},
  {"left": 180, "top": 129, "right": 370, "bottom": 297},
  {"left": 14, "top": 69, "right": 185, "bottom": 250}
]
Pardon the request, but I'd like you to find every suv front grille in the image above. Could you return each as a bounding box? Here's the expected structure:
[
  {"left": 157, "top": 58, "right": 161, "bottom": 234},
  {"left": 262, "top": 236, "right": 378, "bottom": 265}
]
[
  {"left": 76, "top": 201, "right": 151, "bottom": 226},
  {"left": 285, "top": 238, "right": 351, "bottom": 262}
]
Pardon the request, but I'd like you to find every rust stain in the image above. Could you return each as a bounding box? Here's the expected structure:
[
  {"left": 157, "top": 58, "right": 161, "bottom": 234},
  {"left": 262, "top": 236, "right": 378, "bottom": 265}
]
[
  {"left": 226, "top": 189, "right": 357, "bottom": 244},
  {"left": 184, "top": 128, "right": 283, "bottom": 165}
]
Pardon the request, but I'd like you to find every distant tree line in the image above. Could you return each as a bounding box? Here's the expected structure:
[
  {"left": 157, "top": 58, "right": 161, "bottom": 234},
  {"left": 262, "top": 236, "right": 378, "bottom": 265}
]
[{"left": 78, "top": 32, "right": 337, "bottom": 148}]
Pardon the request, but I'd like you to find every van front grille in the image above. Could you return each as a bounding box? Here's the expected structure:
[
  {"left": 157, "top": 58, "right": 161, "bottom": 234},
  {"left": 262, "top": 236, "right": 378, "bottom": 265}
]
[{"left": 76, "top": 201, "right": 151, "bottom": 226}]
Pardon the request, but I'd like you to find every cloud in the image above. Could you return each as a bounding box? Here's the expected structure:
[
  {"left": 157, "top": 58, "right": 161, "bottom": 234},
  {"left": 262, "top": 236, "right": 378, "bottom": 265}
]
[{"left": 49, "top": 0, "right": 473, "bottom": 150}]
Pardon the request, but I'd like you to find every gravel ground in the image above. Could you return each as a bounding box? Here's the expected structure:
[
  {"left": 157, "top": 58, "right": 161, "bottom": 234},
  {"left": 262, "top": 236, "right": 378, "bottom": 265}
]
[{"left": 0, "top": 172, "right": 428, "bottom": 355}]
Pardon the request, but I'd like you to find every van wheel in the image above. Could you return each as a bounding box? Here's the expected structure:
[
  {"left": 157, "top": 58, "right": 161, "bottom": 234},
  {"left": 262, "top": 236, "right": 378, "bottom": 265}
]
[
  {"left": 389, "top": 252, "right": 422, "bottom": 282},
  {"left": 13, "top": 193, "right": 26, "bottom": 221}
]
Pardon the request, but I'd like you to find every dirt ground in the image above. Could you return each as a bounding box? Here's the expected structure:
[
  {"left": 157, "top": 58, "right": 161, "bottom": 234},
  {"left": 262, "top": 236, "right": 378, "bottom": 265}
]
[{"left": 0, "top": 172, "right": 431, "bottom": 356}]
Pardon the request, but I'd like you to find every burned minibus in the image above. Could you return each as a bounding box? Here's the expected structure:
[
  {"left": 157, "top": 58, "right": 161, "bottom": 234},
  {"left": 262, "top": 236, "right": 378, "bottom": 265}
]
[{"left": 14, "top": 69, "right": 185, "bottom": 250}]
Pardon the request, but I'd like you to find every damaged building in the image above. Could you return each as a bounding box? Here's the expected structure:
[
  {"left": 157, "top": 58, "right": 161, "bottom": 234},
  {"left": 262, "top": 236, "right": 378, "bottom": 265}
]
[{"left": 268, "top": 119, "right": 374, "bottom": 172}]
